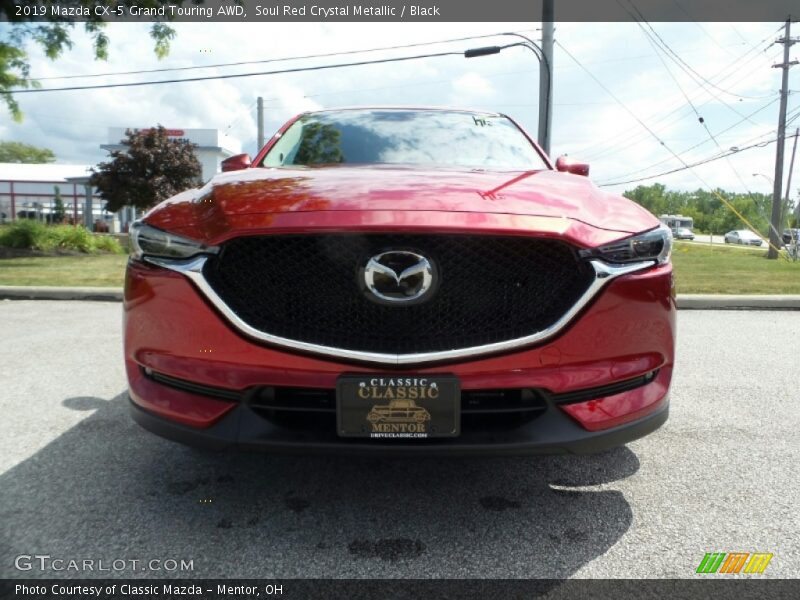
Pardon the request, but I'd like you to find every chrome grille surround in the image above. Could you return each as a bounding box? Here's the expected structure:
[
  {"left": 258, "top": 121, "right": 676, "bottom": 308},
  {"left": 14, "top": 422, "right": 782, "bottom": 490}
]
[{"left": 145, "top": 244, "right": 654, "bottom": 365}]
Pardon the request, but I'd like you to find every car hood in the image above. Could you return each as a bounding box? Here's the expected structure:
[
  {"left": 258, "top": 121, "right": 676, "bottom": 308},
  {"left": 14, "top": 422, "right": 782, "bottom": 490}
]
[{"left": 145, "top": 165, "right": 659, "bottom": 247}]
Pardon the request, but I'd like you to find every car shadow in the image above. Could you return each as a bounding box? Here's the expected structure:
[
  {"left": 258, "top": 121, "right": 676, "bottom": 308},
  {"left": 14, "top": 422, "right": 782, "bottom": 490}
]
[{"left": 1, "top": 392, "right": 639, "bottom": 580}]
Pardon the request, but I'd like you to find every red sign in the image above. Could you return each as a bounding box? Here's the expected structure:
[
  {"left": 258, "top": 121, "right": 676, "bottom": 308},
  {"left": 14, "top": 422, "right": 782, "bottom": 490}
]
[{"left": 138, "top": 128, "right": 185, "bottom": 137}]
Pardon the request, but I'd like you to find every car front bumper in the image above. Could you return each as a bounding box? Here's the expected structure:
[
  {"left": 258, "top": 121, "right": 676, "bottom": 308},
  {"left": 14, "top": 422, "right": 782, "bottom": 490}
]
[
  {"left": 129, "top": 391, "right": 669, "bottom": 456},
  {"left": 124, "top": 259, "right": 676, "bottom": 455}
]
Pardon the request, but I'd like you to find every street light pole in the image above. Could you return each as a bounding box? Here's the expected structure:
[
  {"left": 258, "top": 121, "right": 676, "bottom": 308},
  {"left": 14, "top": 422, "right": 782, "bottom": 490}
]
[
  {"left": 785, "top": 128, "right": 799, "bottom": 226},
  {"left": 539, "top": 0, "right": 555, "bottom": 156},
  {"left": 257, "top": 96, "right": 265, "bottom": 151}
]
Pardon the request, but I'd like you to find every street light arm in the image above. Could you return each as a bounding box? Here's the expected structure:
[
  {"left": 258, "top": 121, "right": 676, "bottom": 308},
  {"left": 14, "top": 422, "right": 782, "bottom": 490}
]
[
  {"left": 500, "top": 32, "right": 547, "bottom": 64},
  {"left": 463, "top": 42, "right": 535, "bottom": 59},
  {"left": 502, "top": 34, "right": 551, "bottom": 154},
  {"left": 752, "top": 173, "right": 774, "bottom": 185},
  {"left": 463, "top": 34, "right": 553, "bottom": 153},
  {"left": 499, "top": 33, "right": 550, "bottom": 91},
  {"left": 464, "top": 46, "right": 502, "bottom": 58}
]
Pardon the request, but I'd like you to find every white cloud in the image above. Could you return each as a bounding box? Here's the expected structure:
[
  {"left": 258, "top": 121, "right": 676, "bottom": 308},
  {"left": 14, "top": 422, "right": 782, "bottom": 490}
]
[{"left": 451, "top": 72, "right": 496, "bottom": 101}]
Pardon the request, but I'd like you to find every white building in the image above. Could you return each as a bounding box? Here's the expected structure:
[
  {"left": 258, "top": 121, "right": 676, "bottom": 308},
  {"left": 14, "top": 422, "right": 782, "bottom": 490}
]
[
  {"left": 101, "top": 127, "right": 238, "bottom": 182},
  {"left": 0, "top": 163, "right": 103, "bottom": 227}
]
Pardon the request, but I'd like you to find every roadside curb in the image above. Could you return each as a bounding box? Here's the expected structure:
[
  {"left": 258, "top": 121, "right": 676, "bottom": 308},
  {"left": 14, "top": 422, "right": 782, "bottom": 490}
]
[
  {"left": 0, "top": 286, "right": 123, "bottom": 302},
  {"left": 677, "top": 294, "right": 800, "bottom": 310},
  {"left": 2, "top": 286, "right": 800, "bottom": 309}
]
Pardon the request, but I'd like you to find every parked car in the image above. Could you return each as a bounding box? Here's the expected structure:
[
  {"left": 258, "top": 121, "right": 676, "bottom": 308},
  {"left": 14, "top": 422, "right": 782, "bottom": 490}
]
[
  {"left": 671, "top": 227, "right": 694, "bottom": 240},
  {"left": 125, "top": 107, "right": 675, "bottom": 455},
  {"left": 783, "top": 228, "right": 800, "bottom": 245},
  {"left": 724, "top": 230, "right": 763, "bottom": 246}
]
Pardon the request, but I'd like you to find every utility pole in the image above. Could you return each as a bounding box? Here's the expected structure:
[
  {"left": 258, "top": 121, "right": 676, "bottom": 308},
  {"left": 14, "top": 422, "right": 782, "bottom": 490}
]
[
  {"left": 538, "top": 0, "right": 554, "bottom": 156},
  {"left": 257, "top": 96, "right": 265, "bottom": 151},
  {"left": 784, "top": 127, "right": 799, "bottom": 227},
  {"left": 768, "top": 19, "right": 798, "bottom": 259}
]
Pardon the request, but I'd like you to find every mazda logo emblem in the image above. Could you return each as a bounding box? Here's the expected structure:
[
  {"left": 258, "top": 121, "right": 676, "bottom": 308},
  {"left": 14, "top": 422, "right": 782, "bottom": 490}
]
[{"left": 361, "top": 250, "right": 437, "bottom": 305}]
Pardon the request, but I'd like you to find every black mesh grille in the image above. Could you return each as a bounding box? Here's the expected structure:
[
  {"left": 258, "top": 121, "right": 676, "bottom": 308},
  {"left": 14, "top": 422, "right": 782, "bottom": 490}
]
[{"left": 202, "top": 234, "right": 594, "bottom": 355}]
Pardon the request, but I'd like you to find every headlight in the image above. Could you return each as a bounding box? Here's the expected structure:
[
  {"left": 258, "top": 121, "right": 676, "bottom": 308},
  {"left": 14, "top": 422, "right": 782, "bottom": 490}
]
[
  {"left": 582, "top": 225, "right": 672, "bottom": 265},
  {"left": 130, "top": 222, "right": 218, "bottom": 260}
]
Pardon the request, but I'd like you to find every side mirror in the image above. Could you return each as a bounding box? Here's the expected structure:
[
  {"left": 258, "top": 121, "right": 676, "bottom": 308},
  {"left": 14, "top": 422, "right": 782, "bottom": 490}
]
[
  {"left": 221, "top": 153, "right": 252, "bottom": 172},
  {"left": 555, "top": 155, "right": 590, "bottom": 177}
]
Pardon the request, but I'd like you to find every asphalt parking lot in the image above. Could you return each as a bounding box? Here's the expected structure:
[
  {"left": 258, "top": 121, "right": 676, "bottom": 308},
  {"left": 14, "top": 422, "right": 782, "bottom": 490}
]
[{"left": 1, "top": 300, "right": 798, "bottom": 579}]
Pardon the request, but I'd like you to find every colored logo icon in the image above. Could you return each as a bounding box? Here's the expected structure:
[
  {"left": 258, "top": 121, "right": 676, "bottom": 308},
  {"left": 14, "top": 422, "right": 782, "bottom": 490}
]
[{"left": 696, "top": 552, "right": 773, "bottom": 574}]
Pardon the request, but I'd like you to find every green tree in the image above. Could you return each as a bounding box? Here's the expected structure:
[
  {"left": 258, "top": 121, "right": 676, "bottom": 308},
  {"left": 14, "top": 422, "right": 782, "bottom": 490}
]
[
  {"left": 0, "top": 140, "right": 55, "bottom": 163},
  {"left": 52, "top": 186, "right": 65, "bottom": 223},
  {"left": 624, "top": 183, "right": 779, "bottom": 236},
  {"left": 623, "top": 184, "right": 668, "bottom": 216},
  {"left": 294, "top": 122, "right": 345, "bottom": 165},
  {"left": 90, "top": 126, "right": 202, "bottom": 212},
  {"left": 2, "top": 3, "right": 188, "bottom": 121}
]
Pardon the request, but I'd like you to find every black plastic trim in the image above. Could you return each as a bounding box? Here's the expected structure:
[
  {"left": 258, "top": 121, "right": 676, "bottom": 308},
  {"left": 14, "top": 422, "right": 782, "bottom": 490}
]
[
  {"left": 548, "top": 370, "right": 659, "bottom": 405},
  {"left": 144, "top": 369, "right": 243, "bottom": 402},
  {"left": 129, "top": 395, "right": 669, "bottom": 456}
]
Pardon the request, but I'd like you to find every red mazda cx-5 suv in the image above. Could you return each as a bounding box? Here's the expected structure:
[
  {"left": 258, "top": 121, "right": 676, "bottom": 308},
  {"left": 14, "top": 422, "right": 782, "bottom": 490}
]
[{"left": 125, "top": 107, "right": 675, "bottom": 455}]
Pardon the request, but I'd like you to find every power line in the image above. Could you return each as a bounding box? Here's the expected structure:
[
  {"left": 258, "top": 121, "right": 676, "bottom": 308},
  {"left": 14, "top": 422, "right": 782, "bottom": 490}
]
[
  {"left": 556, "top": 39, "right": 681, "bottom": 161},
  {"left": 557, "top": 37, "right": 788, "bottom": 256},
  {"left": 575, "top": 51, "right": 781, "bottom": 162},
  {"left": 626, "top": 3, "right": 775, "bottom": 218},
  {"left": 21, "top": 63, "right": 549, "bottom": 135},
  {"left": 669, "top": 0, "right": 732, "bottom": 52},
  {"left": 616, "top": 0, "right": 770, "bottom": 139},
  {"left": 628, "top": 14, "right": 729, "bottom": 152},
  {"left": 597, "top": 97, "right": 783, "bottom": 183},
  {"left": 601, "top": 106, "right": 800, "bottom": 185},
  {"left": 573, "top": 25, "right": 782, "bottom": 159},
  {"left": 599, "top": 112, "right": 800, "bottom": 186},
  {"left": 29, "top": 30, "right": 540, "bottom": 82},
  {"left": 576, "top": 52, "right": 782, "bottom": 163},
  {"left": 625, "top": 0, "right": 776, "bottom": 101},
  {"left": 597, "top": 135, "right": 791, "bottom": 186},
  {"left": 32, "top": 42, "right": 737, "bottom": 86},
  {"left": 12, "top": 47, "right": 526, "bottom": 94}
]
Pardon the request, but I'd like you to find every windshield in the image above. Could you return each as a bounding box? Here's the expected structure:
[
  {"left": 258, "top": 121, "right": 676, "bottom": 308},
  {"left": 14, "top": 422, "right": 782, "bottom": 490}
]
[{"left": 261, "top": 109, "right": 548, "bottom": 170}]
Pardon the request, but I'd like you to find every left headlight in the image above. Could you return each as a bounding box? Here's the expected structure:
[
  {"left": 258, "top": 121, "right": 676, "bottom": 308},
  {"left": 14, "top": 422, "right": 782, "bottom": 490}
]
[
  {"left": 130, "top": 222, "right": 218, "bottom": 260},
  {"left": 582, "top": 224, "right": 672, "bottom": 265}
]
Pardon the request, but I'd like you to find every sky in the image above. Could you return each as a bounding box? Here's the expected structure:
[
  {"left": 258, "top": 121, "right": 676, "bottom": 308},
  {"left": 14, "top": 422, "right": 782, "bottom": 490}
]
[{"left": 1, "top": 20, "right": 796, "bottom": 197}]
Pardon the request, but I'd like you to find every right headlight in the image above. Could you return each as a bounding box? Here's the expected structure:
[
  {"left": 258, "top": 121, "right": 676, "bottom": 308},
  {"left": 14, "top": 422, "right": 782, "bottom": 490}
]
[
  {"left": 130, "top": 222, "right": 218, "bottom": 260},
  {"left": 581, "top": 224, "right": 672, "bottom": 265}
]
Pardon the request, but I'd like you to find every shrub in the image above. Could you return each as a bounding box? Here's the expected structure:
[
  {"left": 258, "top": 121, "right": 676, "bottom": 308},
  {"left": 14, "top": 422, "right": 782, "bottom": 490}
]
[
  {"left": 92, "top": 234, "right": 124, "bottom": 254},
  {"left": 0, "top": 221, "right": 124, "bottom": 254},
  {"left": 0, "top": 219, "right": 47, "bottom": 248},
  {"left": 49, "top": 224, "right": 94, "bottom": 252}
]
